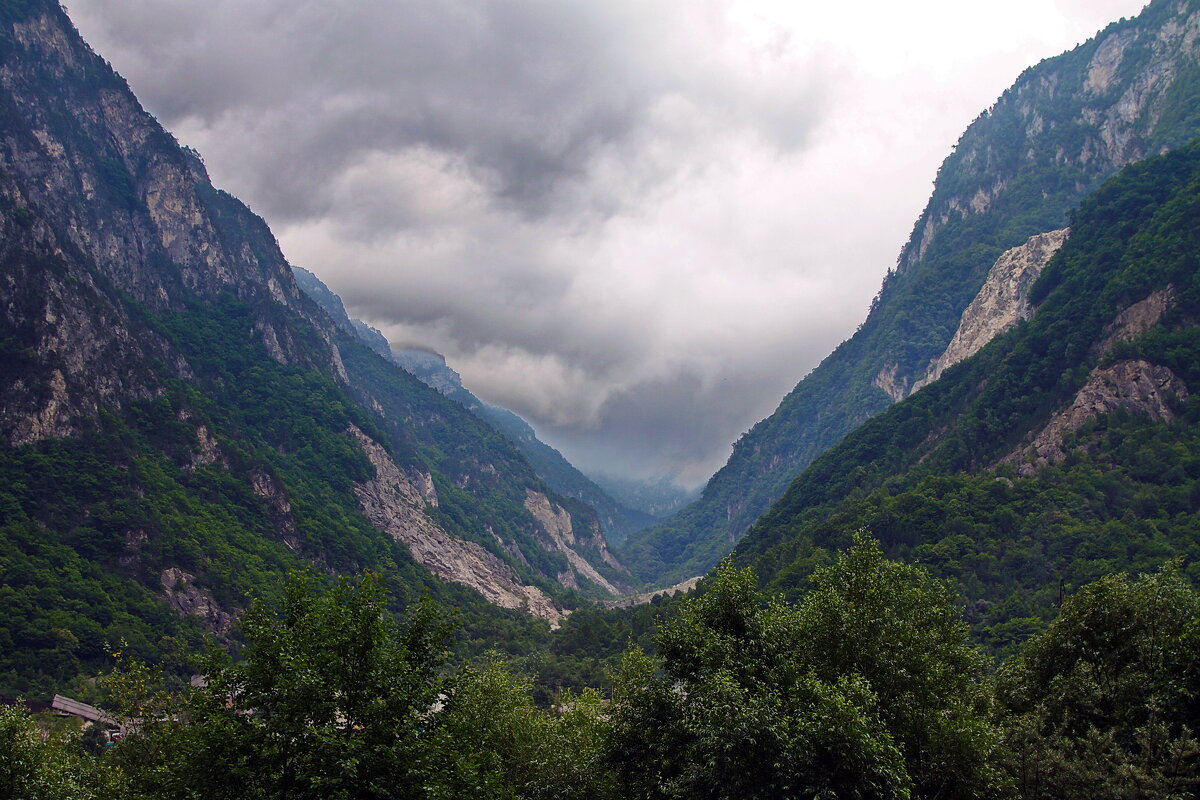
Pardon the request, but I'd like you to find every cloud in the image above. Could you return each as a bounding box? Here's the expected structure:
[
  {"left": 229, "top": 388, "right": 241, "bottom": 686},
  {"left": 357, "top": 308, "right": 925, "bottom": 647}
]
[{"left": 70, "top": 0, "right": 1150, "bottom": 486}]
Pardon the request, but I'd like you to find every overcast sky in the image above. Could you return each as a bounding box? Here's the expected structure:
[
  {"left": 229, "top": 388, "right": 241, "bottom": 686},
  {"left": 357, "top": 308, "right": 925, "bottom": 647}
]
[{"left": 72, "top": 0, "right": 1147, "bottom": 487}]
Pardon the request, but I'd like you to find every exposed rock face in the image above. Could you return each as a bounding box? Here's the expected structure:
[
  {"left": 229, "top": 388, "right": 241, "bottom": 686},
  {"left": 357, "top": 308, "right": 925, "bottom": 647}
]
[
  {"left": 524, "top": 489, "right": 622, "bottom": 595},
  {"left": 0, "top": 208, "right": 170, "bottom": 445},
  {"left": 912, "top": 229, "right": 1069, "bottom": 393},
  {"left": 246, "top": 466, "right": 301, "bottom": 552},
  {"left": 1008, "top": 359, "right": 1189, "bottom": 474},
  {"left": 350, "top": 427, "right": 562, "bottom": 621},
  {"left": 896, "top": 3, "right": 1200, "bottom": 278},
  {"left": 188, "top": 423, "right": 223, "bottom": 470},
  {"left": 873, "top": 364, "right": 908, "bottom": 403},
  {"left": 160, "top": 568, "right": 234, "bottom": 637},
  {"left": 1094, "top": 285, "right": 1178, "bottom": 357}
]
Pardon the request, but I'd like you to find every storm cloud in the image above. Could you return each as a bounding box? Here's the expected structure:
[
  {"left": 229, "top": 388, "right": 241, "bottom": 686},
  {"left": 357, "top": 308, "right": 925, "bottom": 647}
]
[{"left": 72, "top": 0, "right": 1147, "bottom": 486}]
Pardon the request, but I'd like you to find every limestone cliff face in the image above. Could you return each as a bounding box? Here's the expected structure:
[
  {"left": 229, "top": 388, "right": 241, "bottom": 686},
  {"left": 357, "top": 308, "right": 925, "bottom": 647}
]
[
  {"left": 912, "top": 229, "right": 1069, "bottom": 394},
  {"left": 160, "top": 568, "right": 235, "bottom": 638},
  {"left": 1007, "top": 359, "right": 1189, "bottom": 474},
  {"left": 1003, "top": 286, "right": 1185, "bottom": 473},
  {"left": 3, "top": 11, "right": 305, "bottom": 311},
  {"left": 1094, "top": 285, "right": 1178, "bottom": 357},
  {"left": 872, "top": 364, "right": 908, "bottom": 403},
  {"left": 0, "top": 190, "right": 173, "bottom": 445},
  {"left": 351, "top": 427, "right": 562, "bottom": 621},
  {"left": 523, "top": 489, "right": 625, "bottom": 595},
  {"left": 896, "top": 2, "right": 1200, "bottom": 278}
]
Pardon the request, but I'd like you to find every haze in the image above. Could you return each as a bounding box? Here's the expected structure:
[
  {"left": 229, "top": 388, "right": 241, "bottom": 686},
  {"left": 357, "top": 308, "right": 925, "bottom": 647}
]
[{"left": 71, "top": 0, "right": 1147, "bottom": 487}]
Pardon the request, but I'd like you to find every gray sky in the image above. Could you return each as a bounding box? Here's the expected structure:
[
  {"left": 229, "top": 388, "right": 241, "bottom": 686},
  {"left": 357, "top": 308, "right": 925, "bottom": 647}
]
[{"left": 72, "top": 0, "right": 1147, "bottom": 487}]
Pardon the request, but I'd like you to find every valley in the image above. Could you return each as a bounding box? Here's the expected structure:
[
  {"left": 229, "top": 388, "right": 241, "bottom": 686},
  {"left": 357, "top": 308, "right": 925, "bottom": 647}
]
[{"left": 4, "top": 0, "right": 1200, "bottom": 796}]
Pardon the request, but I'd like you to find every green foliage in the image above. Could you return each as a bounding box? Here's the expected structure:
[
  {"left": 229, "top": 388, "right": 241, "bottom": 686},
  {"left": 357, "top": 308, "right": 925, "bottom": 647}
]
[
  {"left": 0, "top": 702, "right": 126, "bottom": 799},
  {"left": 996, "top": 564, "right": 1200, "bottom": 798},
  {"left": 103, "top": 570, "right": 453, "bottom": 800},
  {"left": 91, "top": 571, "right": 619, "bottom": 800},
  {"left": 608, "top": 557, "right": 921, "bottom": 800},
  {"left": 793, "top": 535, "right": 1007, "bottom": 799},
  {"left": 738, "top": 139, "right": 1200, "bottom": 652},
  {"left": 13, "top": 547, "right": 1200, "bottom": 800},
  {"left": 430, "top": 657, "right": 616, "bottom": 800}
]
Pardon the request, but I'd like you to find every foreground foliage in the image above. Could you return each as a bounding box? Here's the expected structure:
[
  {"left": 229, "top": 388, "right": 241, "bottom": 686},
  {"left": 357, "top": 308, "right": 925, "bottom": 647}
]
[{"left": 7, "top": 546, "right": 1200, "bottom": 799}]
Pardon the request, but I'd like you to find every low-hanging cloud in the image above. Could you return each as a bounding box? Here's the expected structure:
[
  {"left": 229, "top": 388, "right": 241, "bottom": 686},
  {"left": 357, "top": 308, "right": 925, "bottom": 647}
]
[{"left": 71, "top": 0, "right": 1149, "bottom": 486}]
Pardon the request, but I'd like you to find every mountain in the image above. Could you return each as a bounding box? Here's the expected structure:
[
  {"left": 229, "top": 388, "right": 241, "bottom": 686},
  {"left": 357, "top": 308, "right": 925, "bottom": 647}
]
[
  {"left": 736, "top": 138, "right": 1200, "bottom": 650},
  {"left": 290, "top": 266, "right": 656, "bottom": 547},
  {"left": 621, "top": 0, "right": 1200, "bottom": 586},
  {"left": 0, "top": 0, "right": 629, "bottom": 694}
]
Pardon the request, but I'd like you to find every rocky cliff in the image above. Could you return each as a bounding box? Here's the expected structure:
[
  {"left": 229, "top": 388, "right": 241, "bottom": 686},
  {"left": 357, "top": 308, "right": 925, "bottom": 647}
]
[
  {"left": 911, "top": 229, "right": 1069, "bottom": 394},
  {"left": 1009, "top": 359, "right": 1189, "bottom": 474},
  {"left": 0, "top": 2, "right": 349, "bottom": 448}
]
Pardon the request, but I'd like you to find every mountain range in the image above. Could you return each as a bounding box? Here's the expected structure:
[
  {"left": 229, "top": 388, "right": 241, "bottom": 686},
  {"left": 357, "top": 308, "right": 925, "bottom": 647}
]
[
  {"left": 4, "top": 0, "right": 1200, "bottom": 706},
  {"left": 0, "top": 0, "right": 631, "bottom": 694},
  {"left": 290, "top": 265, "right": 657, "bottom": 547}
]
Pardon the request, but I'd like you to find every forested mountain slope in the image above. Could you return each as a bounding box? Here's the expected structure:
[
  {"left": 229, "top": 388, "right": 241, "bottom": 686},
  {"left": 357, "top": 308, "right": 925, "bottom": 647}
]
[
  {"left": 623, "top": 0, "right": 1200, "bottom": 585},
  {"left": 291, "top": 266, "right": 655, "bottom": 547},
  {"left": 737, "top": 140, "right": 1200, "bottom": 649},
  {"left": 0, "top": 0, "right": 627, "bottom": 695}
]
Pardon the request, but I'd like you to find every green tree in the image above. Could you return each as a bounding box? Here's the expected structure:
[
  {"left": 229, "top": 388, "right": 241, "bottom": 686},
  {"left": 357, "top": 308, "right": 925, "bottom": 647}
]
[
  {"left": 0, "top": 702, "right": 125, "bottom": 800},
  {"left": 793, "top": 533, "right": 1009, "bottom": 799},
  {"left": 996, "top": 564, "right": 1200, "bottom": 799},
  {"left": 607, "top": 558, "right": 911, "bottom": 800},
  {"left": 428, "top": 656, "right": 616, "bottom": 800},
  {"left": 211, "top": 570, "right": 453, "bottom": 799},
  {"left": 109, "top": 570, "right": 454, "bottom": 800}
]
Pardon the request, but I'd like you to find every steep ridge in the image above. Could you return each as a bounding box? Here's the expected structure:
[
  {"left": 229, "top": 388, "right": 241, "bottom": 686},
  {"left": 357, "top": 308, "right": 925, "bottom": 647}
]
[
  {"left": 0, "top": 0, "right": 625, "bottom": 693},
  {"left": 291, "top": 265, "right": 655, "bottom": 547},
  {"left": 736, "top": 141, "right": 1200, "bottom": 646},
  {"left": 622, "top": 0, "right": 1200, "bottom": 586}
]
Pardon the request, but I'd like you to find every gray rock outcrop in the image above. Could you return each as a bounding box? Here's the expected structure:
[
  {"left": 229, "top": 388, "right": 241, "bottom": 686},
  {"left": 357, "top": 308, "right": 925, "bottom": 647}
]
[
  {"left": 350, "top": 426, "right": 563, "bottom": 621},
  {"left": 912, "top": 229, "right": 1068, "bottom": 394},
  {"left": 1008, "top": 359, "right": 1189, "bottom": 474}
]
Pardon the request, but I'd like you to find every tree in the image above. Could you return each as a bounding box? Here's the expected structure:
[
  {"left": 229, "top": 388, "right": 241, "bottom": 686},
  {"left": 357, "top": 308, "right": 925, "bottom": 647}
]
[
  {"left": 996, "top": 564, "right": 1200, "bottom": 799},
  {"left": 109, "top": 570, "right": 454, "bottom": 800},
  {"left": 428, "top": 656, "right": 617, "bottom": 800},
  {"left": 607, "top": 558, "right": 912, "bottom": 800},
  {"left": 793, "top": 533, "right": 1009, "bottom": 799},
  {"left": 0, "top": 702, "right": 125, "bottom": 800}
]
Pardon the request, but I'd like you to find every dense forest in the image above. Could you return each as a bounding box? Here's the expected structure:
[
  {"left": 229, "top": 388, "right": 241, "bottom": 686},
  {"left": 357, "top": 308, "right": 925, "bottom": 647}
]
[
  {"left": 6, "top": 539, "right": 1199, "bottom": 799},
  {"left": 736, "top": 138, "right": 1200, "bottom": 653}
]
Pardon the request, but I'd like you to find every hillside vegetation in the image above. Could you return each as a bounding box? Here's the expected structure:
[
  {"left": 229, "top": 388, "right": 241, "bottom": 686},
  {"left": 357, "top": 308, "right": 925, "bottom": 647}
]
[
  {"left": 738, "top": 138, "right": 1200, "bottom": 650},
  {"left": 8, "top": 541, "right": 1200, "bottom": 799},
  {"left": 622, "top": 0, "right": 1200, "bottom": 586}
]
